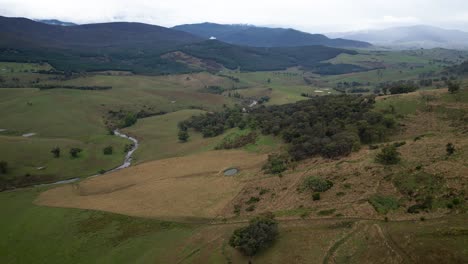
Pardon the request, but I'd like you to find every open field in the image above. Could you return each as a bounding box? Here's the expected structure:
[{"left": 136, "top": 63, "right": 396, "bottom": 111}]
[
  {"left": 1, "top": 48, "right": 468, "bottom": 263},
  {"left": 37, "top": 89, "right": 468, "bottom": 222},
  {"left": 0, "top": 72, "right": 238, "bottom": 186},
  {"left": 0, "top": 134, "right": 128, "bottom": 184},
  {"left": 3, "top": 186, "right": 468, "bottom": 263},
  {"left": 37, "top": 150, "right": 268, "bottom": 219}
]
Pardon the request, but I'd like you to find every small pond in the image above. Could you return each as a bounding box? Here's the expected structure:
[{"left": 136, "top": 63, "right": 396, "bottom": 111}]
[{"left": 224, "top": 168, "right": 239, "bottom": 176}]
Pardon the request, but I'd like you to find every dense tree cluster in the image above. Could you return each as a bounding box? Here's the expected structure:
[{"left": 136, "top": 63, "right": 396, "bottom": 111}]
[
  {"left": 249, "top": 95, "right": 395, "bottom": 160},
  {"left": 179, "top": 107, "right": 244, "bottom": 138},
  {"left": 181, "top": 95, "right": 396, "bottom": 161},
  {"left": 378, "top": 80, "right": 419, "bottom": 95}
]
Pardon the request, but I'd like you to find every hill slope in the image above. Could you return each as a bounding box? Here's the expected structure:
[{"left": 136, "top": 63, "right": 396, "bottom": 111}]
[
  {"left": 173, "top": 22, "right": 372, "bottom": 48},
  {"left": 0, "top": 16, "right": 364, "bottom": 74},
  {"left": 0, "top": 16, "right": 202, "bottom": 52},
  {"left": 329, "top": 25, "right": 468, "bottom": 49}
]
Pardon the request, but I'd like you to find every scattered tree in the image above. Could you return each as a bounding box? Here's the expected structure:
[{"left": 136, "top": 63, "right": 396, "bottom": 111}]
[
  {"left": 178, "top": 130, "right": 189, "bottom": 142},
  {"left": 447, "top": 80, "right": 460, "bottom": 94},
  {"left": 70, "top": 148, "right": 82, "bottom": 158},
  {"left": 229, "top": 214, "right": 278, "bottom": 256},
  {"left": 0, "top": 161, "right": 8, "bottom": 174},
  {"left": 103, "top": 146, "right": 113, "bottom": 155},
  {"left": 51, "top": 147, "right": 61, "bottom": 158}
]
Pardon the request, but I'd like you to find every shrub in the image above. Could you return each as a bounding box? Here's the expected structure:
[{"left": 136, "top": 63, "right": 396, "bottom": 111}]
[
  {"left": 121, "top": 113, "right": 137, "bottom": 128},
  {"left": 302, "top": 176, "right": 333, "bottom": 192},
  {"left": 375, "top": 145, "right": 401, "bottom": 165},
  {"left": 317, "top": 209, "right": 336, "bottom": 216},
  {"left": 103, "top": 146, "right": 113, "bottom": 155},
  {"left": 215, "top": 132, "right": 257, "bottom": 149},
  {"left": 312, "top": 193, "right": 321, "bottom": 201},
  {"left": 234, "top": 204, "right": 241, "bottom": 215},
  {"left": 369, "top": 195, "right": 399, "bottom": 214},
  {"left": 446, "top": 143, "right": 456, "bottom": 156},
  {"left": 259, "top": 188, "right": 269, "bottom": 196},
  {"left": 246, "top": 196, "right": 260, "bottom": 205},
  {"left": 229, "top": 215, "right": 278, "bottom": 256},
  {"left": 50, "top": 147, "right": 60, "bottom": 158},
  {"left": 69, "top": 148, "right": 82, "bottom": 158},
  {"left": 262, "top": 154, "right": 289, "bottom": 174},
  {"left": 0, "top": 161, "right": 8, "bottom": 174},
  {"left": 407, "top": 197, "right": 433, "bottom": 214},
  {"left": 392, "top": 141, "right": 406, "bottom": 148},
  {"left": 447, "top": 80, "right": 460, "bottom": 94},
  {"left": 178, "top": 130, "right": 189, "bottom": 142},
  {"left": 245, "top": 205, "right": 256, "bottom": 212}
]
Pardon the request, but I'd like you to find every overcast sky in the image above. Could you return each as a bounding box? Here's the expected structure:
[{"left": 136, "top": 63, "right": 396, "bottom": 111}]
[{"left": 1, "top": 0, "right": 468, "bottom": 33}]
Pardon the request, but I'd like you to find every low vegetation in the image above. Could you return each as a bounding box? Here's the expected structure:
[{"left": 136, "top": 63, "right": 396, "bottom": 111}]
[
  {"left": 369, "top": 195, "right": 399, "bottom": 214},
  {"left": 375, "top": 145, "right": 401, "bottom": 165},
  {"left": 301, "top": 176, "right": 334, "bottom": 192}
]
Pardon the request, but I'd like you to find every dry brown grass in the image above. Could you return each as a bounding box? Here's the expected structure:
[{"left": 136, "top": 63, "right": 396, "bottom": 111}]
[
  {"left": 36, "top": 150, "right": 267, "bottom": 219},
  {"left": 38, "top": 90, "right": 467, "bottom": 222}
]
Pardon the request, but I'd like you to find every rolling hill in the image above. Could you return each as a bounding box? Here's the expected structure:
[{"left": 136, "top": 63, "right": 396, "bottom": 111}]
[
  {"left": 173, "top": 22, "right": 372, "bottom": 48},
  {"left": 328, "top": 25, "right": 468, "bottom": 49},
  {"left": 0, "top": 16, "right": 366, "bottom": 74}
]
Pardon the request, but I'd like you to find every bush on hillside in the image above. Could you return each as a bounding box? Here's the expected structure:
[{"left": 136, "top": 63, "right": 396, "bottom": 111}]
[
  {"left": 229, "top": 215, "right": 278, "bottom": 256},
  {"left": 50, "top": 147, "right": 60, "bottom": 158},
  {"left": 103, "top": 146, "right": 113, "bottom": 155},
  {"left": 262, "top": 154, "right": 289, "bottom": 175},
  {"left": 302, "top": 176, "right": 333, "bottom": 192},
  {"left": 375, "top": 145, "right": 401, "bottom": 165},
  {"left": 70, "top": 148, "right": 83, "bottom": 158},
  {"left": 0, "top": 161, "right": 8, "bottom": 174}
]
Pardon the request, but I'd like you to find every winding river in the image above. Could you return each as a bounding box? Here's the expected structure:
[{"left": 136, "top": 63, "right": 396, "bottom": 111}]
[{"left": 37, "top": 129, "right": 138, "bottom": 186}]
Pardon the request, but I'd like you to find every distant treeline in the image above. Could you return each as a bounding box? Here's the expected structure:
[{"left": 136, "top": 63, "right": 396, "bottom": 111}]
[
  {"left": 180, "top": 95, "right": 397, "bottom": 160},
  {"left": 0, "top": 41, "right": 367, "bottom": 75},
  {"left": 35, "top": 85, "right": 112, "bottom": 90}
]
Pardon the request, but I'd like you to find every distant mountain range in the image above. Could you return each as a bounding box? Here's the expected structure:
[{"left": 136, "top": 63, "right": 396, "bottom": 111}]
[
  {"left": 36, "top": 19, "right": 77, "bottom": 26},
  {"left": 0, "top": 16, "right": 363, "bottom": 75},
  {"left": 173, "top": 23, "right": 371, "bottom": 48},
  {"left": 327, "top": 25, "right": 468, "bottom": 49}
]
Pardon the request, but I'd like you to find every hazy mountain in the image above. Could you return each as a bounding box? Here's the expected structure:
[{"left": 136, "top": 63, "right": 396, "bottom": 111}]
[
  {"left": 173, "top": 23, "right": 372, "bottom": 48},
  {"left": 36, "top": 19, "right": 77, "bottom": 26},
  {"left": 328, "top": 25, "right": 468, "bottom": 49}
]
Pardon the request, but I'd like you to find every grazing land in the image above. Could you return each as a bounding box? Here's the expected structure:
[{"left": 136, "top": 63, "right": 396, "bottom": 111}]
[{"left": 1, "top": 44, "right": 467, "bottom": 263}]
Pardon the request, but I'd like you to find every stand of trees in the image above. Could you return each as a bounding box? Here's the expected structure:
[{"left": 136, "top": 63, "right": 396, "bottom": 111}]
[
  {"left": 180, "top": 95, "right": 396, "bottom": 161},
  {"left": 378, "top": 80, "right": 419, "bottom": 95}
]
